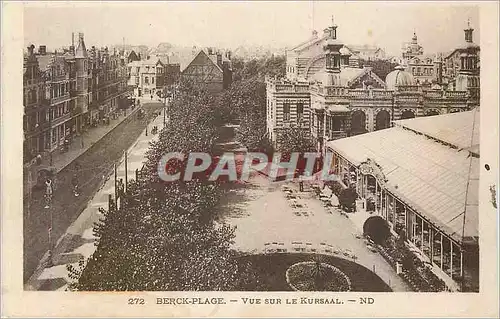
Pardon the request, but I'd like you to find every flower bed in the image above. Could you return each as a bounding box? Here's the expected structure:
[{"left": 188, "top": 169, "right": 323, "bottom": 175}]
[
  {"left": 376, "top": 238, "right": 447, "bottom": 292},
  {"left": 285, "top": 261, "right": 351, "bottom": 291}
]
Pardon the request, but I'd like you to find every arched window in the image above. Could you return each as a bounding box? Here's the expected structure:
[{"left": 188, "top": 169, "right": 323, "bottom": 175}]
[
  {"left": 283, "top": 100, "right": 291, "bottom": 121},
  {"left": 401, "top": 110, "right": 415, "bottom": 119},
  {"left": 351, "top": 110, "right": 367, "bottom": 135},
  {"left": 375, "top": 110, "right": 391, "bottom": 130}
]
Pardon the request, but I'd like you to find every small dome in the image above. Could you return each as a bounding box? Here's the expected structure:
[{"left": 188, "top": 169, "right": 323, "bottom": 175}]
[
  {"left": 339, "top": 47, "right": 351, "bottom": 56},
  {"left": 431, "top": 83, "right": 442, "bottom": 90},
  {"left": 385, "top": 65, "right": 415, "bottom": 90}
]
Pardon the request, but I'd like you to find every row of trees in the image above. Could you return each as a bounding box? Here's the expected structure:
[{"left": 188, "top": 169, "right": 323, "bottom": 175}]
[
  {"left": 67, "top": 54, "right": 312, "bottom": 291},
  {"left": 67, "top": 80, "right": 263, "bottom": 291}
]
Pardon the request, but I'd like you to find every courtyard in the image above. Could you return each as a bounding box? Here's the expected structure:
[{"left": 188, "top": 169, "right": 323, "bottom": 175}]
[{"left": 217, "top": 173, "right": 411, "bottom": 292}]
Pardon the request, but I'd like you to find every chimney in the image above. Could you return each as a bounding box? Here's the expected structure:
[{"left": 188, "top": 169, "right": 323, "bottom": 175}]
[
  {"left": 217, "top": 53, "right": 222, "bottom": 67},
  {"left": 38, "top": 45, "right": 47, "bottom": 55},
  {"left": 207, "top": 47, "right": 213, "bottom": 55},
  {"left": 226, "top": 50, "right": 232, "bottom": 60},
  {"left": 27, "top": 44, "right": 35, "bottom": 56},
  {"left": 312, "top": 30, "right": 318, "bottom": 38}
]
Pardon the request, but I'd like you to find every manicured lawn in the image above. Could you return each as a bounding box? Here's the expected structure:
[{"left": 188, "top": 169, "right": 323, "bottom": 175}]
[{"left": 236, "top": 253, "right": 392, "bottom": 292}]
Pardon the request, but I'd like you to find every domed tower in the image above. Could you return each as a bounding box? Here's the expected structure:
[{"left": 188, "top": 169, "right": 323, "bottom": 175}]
[
  {"left": 455, "top": 20, "right": 480, "bottom": 104},
  {"left": 322, "top": 21, "right": 343, "bottom": 86},
  {"left": 402, "top": 31, "right": 424, "bottom": 61},
  {"left": 385, "top": 65, "right": 416, "bottom": 90},
  {"left": 339, "top": 47, "right": 351, "bottom": 68}
]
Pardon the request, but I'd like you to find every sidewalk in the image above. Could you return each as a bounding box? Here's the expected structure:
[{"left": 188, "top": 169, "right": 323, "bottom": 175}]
[
  {"left": 23, "top": 106, "right": 142, "bottom": 197},
  {"left": 25, "top": 111, "right": 167, "bottom": 291}
]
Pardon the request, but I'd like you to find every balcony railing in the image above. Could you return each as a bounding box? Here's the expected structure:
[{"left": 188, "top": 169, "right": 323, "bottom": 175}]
[
  {"left": 51, "top": 112, "right": 71, "bottom": 126},
  {"left": 395, "top": 85, "right": 421, "bottom": 92},
  {"left": 50, "top": 93, "right": 71, "bottom": 105},
  {"left": 444, "top": 91, "right": 468, "bottom": 99},
  {"left": 274, "top": 83, "right": 310, "bottom": 93}
]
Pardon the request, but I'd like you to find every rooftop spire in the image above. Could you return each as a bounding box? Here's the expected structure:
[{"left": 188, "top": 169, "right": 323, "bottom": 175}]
[
  {"left": 464, "top": 19, "right": 474, "bottom": 43},
  {"left": 75, "top": 32, "right": 87, "bottom": 58}
]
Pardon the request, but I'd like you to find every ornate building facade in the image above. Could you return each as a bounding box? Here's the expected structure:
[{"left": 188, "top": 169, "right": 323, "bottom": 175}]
[
  {"left": 23, "top": 33, "right": 130, "bottom": 164},
  {"left": 266, "top": 22, "right": 478, "bottom": 153},
  {"left": 127, "top": 56, "right": 180, "bottom": 97}
]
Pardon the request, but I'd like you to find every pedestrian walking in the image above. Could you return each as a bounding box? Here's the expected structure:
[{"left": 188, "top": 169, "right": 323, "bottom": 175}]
[
  {"left": 299, "top": 181, "right": 304, "bottom": 192},
  {"left": 71, "top": 174, "right": 79, "bottom": 197},
  {"left": 44, "top": 179, "right": 53, "bottom": 209}
]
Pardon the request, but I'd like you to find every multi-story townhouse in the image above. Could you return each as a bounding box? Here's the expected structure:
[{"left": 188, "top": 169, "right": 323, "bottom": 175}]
[
  {"left": 127, "top": 56, "right": 180, "bottom": 97},
  {"left": 23, "top": 33, "right": 130, "bottom": 163}
]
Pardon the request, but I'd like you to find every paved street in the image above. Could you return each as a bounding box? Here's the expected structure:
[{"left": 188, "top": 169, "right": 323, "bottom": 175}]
[
  {"left": 25, "top": 109, "right": 167, "bottom": 291},
  {"left": 23, "top": 100, "right": 164, "bottom": 283},
  {"left": 217, "top": 174, "right": 411, "bottom": 292}
]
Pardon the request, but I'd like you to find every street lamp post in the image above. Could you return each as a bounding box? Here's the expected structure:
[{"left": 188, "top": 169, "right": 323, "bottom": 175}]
[
  {"left": 49, "top": 108, "right": 53, "bottom": 166},
  {"left": 47, "top": 206, "right": 54, "bottom": 267},
  {"left": 163, "top": 99, "right": 166, "bottom": 127}
]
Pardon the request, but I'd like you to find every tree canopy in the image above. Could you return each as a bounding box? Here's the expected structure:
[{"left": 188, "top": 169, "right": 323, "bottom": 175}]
[
  {"left": 67, "top": 79, "right": 256, "bottom": 291},
  {"left": 67, "top": 55, "right": 286, "bottom": 290}
]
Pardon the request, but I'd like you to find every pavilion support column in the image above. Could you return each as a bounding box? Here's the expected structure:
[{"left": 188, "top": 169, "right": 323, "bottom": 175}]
[
  {"left": 430, "top": 226, "right": 434, "bottom": 261},
  {"left": 380, "top": 188, "right": 383, "bottom": 217},
  {"left": 450, "top": 242, "right": 454, "bottom": 277},
  {"left": 460, "top": 249, "right": 464, "bottom": 277},
  {"left": 385, "top": 192, "right": 389, "bottom": 221},
  {"left": 404, "top": 204, "right": 408, "bottom": 240},
  {"left": 411, "top": 211, "right": 416, "bottom": 245},
  {"left": 421, "top": 217, "right": 424, "bottom": 251},
  {"left": 356, "top": 168, "right": 361, "bottom": 195},
  {"left": 440, "top": 233, "right": 444, "bottom": 269}
]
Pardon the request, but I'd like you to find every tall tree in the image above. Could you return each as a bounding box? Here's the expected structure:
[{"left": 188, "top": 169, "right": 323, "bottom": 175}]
[{"left": 67, "top": 78, "right": 254, "bottom": 291}]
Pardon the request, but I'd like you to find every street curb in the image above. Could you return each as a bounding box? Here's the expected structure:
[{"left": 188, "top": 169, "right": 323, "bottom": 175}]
[
  {"left": 23, "top": 105, "right": 141, "bottom": 199},
  {"left": 24, "top": 103, "right": 165, "bottom": 291},
  {"left": 56, "top": 106, "right": 141, "bottom": 175}
]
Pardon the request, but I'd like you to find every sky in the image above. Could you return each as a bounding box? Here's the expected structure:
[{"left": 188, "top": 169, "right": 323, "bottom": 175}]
[{"left": 23, "top": 2, "right": 479, "bottom": 56}]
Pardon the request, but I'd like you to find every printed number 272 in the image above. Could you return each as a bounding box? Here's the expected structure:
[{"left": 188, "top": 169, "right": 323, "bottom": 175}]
[{"left": 128, "top": 298, "right": 145, "bottom": 305}]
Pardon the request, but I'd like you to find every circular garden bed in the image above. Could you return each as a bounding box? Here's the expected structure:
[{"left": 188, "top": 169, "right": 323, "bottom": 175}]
[
  {"left": 286, "top": 261, "right": 351, "bottom": 291},
  {"left": 235, "top": 253, "right": 391, "bottom": 292}
]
